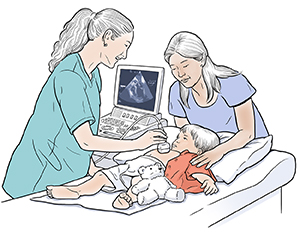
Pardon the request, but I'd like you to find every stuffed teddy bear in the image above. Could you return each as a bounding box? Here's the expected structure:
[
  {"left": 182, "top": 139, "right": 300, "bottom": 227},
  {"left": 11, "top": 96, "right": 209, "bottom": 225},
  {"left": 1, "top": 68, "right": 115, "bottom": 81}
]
[{"left": 131, "top": 162, "right": 185, "bottom": 205}]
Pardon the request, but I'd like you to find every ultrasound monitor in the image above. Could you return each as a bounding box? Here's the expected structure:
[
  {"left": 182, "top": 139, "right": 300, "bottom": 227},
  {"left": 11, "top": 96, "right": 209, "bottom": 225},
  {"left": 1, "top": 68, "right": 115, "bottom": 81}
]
[{"left": 114, "top": 65, "right": 165, "bottom": 115}]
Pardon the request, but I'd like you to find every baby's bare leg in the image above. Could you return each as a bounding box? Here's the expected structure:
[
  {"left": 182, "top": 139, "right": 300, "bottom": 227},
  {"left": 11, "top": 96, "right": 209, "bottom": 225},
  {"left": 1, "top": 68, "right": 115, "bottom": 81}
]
[
  {"left": 112, "top": 176, "right": 140, "bottom": 209},
  {"left": 47, "top": 171, "right": 114, "bottom": 199},
  {"left": 88, "top": 158, "right": 103, "bottom": 176}
]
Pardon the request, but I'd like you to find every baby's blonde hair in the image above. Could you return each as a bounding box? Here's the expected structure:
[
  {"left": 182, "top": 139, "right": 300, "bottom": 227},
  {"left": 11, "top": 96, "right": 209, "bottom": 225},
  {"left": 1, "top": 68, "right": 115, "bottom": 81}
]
[{"left": 181, "top": 124, "right": 220, "bottom": 153}]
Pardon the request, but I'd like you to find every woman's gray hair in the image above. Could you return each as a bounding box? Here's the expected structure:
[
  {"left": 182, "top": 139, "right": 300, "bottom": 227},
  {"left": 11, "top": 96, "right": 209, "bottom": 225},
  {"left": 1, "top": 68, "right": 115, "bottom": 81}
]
[
  {"left": 181, "top": 124, "right": 220, "bottom": 153},
  {"left": 48, "top": 8, "right": 134, "bottom": 72},
  {"left": 164, "top": 31, "right": 239, "bottom": 107}
]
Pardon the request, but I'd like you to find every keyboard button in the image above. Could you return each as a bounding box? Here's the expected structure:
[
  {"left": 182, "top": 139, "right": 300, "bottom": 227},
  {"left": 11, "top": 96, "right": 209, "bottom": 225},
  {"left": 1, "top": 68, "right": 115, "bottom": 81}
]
[{"left": 102, "top": 125, "right": 113, "bottom": 131}]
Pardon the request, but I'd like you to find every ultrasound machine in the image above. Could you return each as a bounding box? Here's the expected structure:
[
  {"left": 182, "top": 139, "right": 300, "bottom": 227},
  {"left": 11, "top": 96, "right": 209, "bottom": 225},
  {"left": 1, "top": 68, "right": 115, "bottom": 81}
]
[{"left": 92, "top": 64, "right": 168, "bottom": 167}]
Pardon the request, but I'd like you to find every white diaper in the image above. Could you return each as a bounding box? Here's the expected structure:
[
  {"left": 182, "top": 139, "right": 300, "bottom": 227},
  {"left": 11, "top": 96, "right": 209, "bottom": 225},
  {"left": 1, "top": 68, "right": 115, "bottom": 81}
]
[{"left": 101, "top": 155, "right": 165, "bottom": 192}]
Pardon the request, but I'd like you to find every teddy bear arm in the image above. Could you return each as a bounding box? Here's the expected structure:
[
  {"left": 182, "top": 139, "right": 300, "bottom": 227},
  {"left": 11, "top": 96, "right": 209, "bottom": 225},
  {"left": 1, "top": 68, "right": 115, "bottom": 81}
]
[{"left": 132, "top": 180, "right": 150, "bottom": 195}]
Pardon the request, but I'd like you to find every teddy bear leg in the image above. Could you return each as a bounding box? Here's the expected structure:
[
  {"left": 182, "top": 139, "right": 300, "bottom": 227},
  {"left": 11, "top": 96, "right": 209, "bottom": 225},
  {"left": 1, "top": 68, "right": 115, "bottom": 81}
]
[
  {"left": 137, "top": 190, "right": 159, "bottom": 205},
  {"left": 165, "top": 188, "right": 185, "bottom": 202}
]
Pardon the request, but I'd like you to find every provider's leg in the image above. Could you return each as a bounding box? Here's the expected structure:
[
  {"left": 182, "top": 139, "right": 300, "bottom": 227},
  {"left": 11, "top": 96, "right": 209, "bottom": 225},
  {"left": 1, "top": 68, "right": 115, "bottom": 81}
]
[
  {"left": 47, "top": 171, "right": 114, "bottom": 199},
  {"left": 112, "top": 176, "right": 141, "bottom": 209}
]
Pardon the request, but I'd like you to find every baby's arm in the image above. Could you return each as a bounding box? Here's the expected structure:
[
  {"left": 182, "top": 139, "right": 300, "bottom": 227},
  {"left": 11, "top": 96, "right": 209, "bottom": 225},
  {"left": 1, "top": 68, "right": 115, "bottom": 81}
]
[
  {"left": 192, "top": 173, "right": 218, "bottom": 195},
  {"left": 186, "top": 161, "right": 218, "bottom": 195}
]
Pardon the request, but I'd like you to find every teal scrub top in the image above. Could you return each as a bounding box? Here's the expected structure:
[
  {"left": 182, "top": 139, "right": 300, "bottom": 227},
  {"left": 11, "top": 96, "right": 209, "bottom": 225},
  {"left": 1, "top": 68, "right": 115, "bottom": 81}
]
[{"left": 3, "top": 53, "right": 101, "bottom": 198}]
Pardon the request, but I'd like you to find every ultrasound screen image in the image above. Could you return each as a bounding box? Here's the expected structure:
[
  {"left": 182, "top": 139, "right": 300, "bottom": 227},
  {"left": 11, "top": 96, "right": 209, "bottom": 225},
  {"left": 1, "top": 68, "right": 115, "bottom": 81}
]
[{"left": 117, "top": 69, "right": 158, "bottom": 112}]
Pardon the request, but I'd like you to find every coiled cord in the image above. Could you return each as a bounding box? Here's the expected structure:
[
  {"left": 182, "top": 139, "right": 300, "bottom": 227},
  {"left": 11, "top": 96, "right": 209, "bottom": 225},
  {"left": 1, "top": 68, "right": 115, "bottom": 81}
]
[{"left": 94, "top": 114, "right": 166, "bottom": 164}]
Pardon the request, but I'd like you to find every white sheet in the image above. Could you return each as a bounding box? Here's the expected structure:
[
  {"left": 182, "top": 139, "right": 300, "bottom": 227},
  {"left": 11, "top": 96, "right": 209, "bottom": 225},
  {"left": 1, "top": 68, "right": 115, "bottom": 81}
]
[
  {"left": 149, "top": 150, "right": 295, "bottom": 226},
  {"left": 31, "top": 150, "right": 296, "bottom": 225},
  {"left": 31, "top": 181, "right": 166, "bottom": 215}
]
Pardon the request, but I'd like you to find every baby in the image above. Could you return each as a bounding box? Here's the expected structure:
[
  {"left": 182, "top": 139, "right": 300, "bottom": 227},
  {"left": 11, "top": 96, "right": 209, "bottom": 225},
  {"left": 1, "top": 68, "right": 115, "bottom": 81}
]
[{"left": 47, "top": 124, "right": 220, "bottom": 208}]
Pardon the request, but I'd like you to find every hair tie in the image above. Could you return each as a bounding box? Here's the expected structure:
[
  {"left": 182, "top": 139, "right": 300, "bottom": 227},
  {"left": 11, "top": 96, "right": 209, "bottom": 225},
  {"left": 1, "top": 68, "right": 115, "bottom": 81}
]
[{"left": 90, "top": 12, "right": 96, "bottom": 21}]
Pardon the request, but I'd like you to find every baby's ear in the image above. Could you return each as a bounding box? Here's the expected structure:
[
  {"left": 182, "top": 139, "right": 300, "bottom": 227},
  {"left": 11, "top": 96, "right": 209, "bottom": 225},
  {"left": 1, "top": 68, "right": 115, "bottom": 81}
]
[{"left": 197, "top": 149, "right": 203, "bottom": 156}]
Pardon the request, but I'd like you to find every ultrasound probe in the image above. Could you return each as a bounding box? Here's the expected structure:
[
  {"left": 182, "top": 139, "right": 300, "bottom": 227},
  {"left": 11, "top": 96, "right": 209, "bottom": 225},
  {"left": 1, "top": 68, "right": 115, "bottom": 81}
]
[{"left": 94, "top": 114, "right": 170, "bottom": 164}]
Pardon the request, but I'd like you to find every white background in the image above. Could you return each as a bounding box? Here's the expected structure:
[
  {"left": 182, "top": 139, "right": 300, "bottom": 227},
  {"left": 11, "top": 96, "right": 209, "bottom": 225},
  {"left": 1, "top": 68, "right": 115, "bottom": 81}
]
[{"left": 0, "top": 0, "right": 299, "bottom": 234}]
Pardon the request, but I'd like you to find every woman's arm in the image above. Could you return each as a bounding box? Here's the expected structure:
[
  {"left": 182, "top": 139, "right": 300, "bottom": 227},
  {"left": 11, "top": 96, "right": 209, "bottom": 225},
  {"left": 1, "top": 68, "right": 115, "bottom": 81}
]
[
  {"left": 216, "top": 98, "right": 255, "bottom": 154},
  {"left": 191, "top": 99, "right": 255, "bottom": 168},
  {"left": 73, "top": 122, "right": 167, "bottom": 152}
]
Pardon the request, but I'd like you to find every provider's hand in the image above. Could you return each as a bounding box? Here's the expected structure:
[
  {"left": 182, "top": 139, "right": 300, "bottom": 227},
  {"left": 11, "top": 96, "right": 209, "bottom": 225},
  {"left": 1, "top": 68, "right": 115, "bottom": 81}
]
[
  {"left": 190, "top": 147, "right": 224, "bottom": 169},
  {"left": 136, "top": 129, "right": 167, "bottom": 150},
  {"left": 201, "top": 178, "right": 219, "bottom": 195}
]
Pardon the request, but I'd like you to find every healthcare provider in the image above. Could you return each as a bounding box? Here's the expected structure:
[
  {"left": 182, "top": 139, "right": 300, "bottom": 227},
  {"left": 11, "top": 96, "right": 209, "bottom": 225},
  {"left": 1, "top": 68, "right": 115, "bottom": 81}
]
[{"left": 3, "top": 8, "right": 166, "bottom": 199}]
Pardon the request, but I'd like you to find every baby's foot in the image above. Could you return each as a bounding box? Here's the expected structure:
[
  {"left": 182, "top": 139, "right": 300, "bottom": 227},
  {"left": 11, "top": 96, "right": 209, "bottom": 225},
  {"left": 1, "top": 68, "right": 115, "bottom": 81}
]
[
  {"left": 46, "top": 186, "right": 80, "bottom": 199},
  {"left": 112, "top": 192, "right": 133, "bottom": 209}
]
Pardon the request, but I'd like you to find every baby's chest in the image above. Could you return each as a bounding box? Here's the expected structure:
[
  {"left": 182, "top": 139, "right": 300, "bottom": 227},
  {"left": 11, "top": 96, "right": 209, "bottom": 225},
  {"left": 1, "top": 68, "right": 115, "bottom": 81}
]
[{"left": 153, "top": 151, "right": 180, "bottom": 166}]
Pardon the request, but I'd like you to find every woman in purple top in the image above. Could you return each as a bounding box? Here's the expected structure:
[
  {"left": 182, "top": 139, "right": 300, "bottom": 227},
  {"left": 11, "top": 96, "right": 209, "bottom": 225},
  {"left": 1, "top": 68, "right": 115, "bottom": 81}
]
[{"left": 164, "top": 31, "right": 268, "bottom": 169}]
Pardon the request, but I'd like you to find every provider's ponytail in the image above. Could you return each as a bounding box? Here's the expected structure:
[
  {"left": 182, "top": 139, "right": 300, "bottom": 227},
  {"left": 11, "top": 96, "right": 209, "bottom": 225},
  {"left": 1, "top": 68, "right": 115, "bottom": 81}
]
[{"left": 49, "top": 8, "right": 134, "bottom": 72}]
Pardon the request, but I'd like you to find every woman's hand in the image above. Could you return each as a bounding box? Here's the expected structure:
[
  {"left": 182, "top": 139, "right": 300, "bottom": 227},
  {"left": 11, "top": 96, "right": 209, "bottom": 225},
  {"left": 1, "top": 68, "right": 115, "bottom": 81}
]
[
  {"left": 201, "top": 178, "right": 219, "bottom": 195},
  {"left": 136, "top": 129, "right": 167, "bottom": 150},
  {"left": 190, "top": 147, "right": 224, "bottom": 169}
]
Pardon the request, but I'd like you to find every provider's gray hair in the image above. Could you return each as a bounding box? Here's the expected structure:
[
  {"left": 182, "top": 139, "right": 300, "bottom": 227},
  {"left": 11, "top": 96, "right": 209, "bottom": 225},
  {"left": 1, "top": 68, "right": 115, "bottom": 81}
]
[
  {"left": 181, "top": 124, "right": 220, "bottom": 153},
  {"left": 48, "top": 8, "right": 134, "bottom": 72},
  {"left": 164, "top": 31, "right": 239, "bottom": 107}
]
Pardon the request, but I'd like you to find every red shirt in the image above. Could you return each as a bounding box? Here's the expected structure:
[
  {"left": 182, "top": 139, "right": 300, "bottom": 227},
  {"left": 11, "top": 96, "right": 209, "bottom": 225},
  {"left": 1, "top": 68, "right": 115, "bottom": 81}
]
[{"left": 164, "top": 150, "right": 216, "bottom": 193}]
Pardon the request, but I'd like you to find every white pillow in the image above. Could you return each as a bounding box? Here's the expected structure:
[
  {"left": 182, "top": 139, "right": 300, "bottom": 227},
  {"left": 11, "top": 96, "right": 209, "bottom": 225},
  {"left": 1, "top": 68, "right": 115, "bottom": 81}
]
[{"left": 211, "top": 132, "right": 273, "bottom": 184}]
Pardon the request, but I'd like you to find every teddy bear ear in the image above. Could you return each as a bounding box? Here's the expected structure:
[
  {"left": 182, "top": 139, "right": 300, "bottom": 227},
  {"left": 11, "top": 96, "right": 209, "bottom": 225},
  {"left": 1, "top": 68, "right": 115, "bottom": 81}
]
[
  {"left": 138, "top": 166, "right": 145, "bottom": 174},
  {"left": 155, "top": 162, "right": 162, "bottom": 168}
]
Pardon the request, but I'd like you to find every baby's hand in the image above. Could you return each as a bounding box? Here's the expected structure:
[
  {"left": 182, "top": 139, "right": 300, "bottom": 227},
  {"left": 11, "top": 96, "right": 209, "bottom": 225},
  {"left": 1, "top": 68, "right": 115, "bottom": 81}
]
[{"left": 201, "top": 178, "right": 219, "bottom": 195}]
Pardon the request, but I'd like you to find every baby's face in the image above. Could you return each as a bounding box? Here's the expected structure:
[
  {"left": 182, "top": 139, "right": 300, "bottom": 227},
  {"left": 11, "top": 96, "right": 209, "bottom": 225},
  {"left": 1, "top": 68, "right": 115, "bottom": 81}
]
[{"left": 171, "top": 131, "right": 199, "bottom": 154}]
